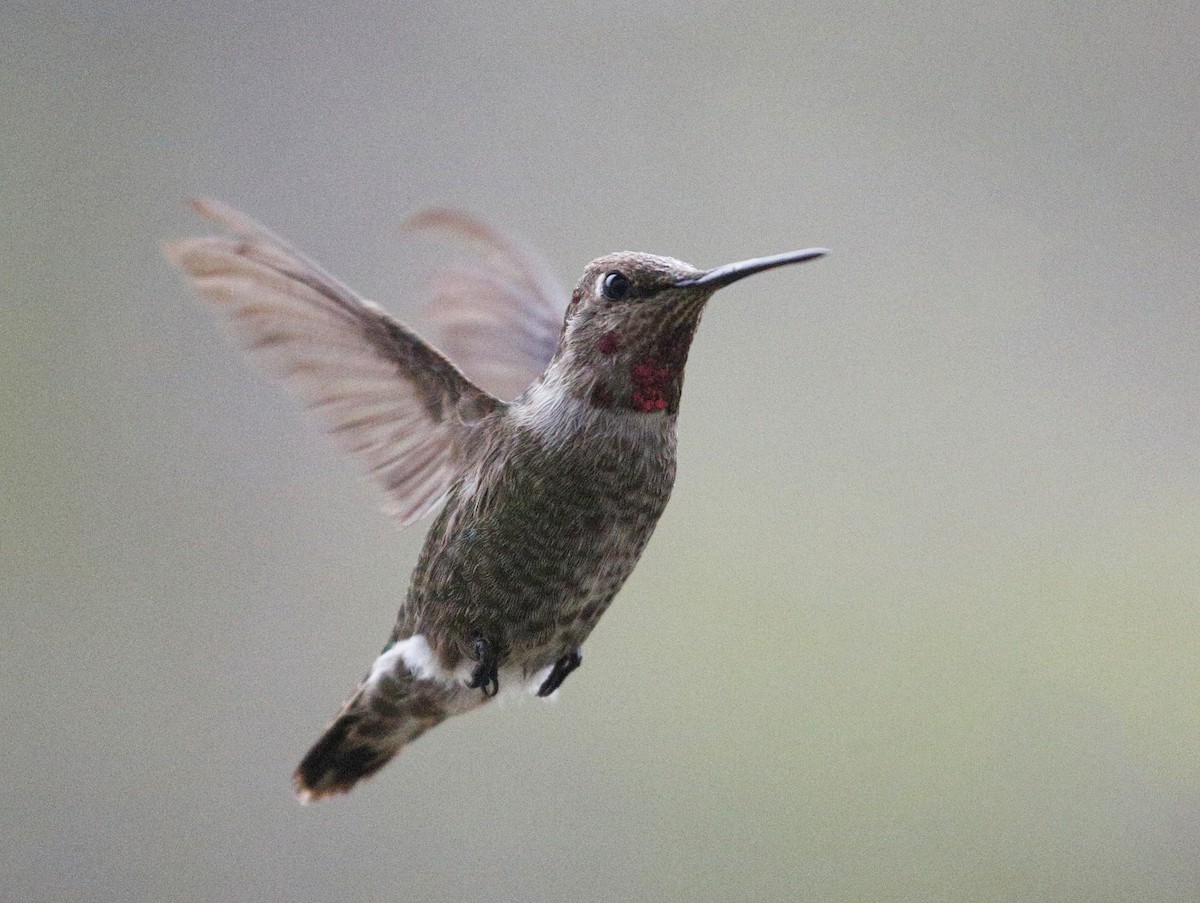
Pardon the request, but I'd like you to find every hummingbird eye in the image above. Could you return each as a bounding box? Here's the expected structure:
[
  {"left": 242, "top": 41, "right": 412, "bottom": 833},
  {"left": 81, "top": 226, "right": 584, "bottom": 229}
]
[{"left": 601, "top": 271, "right": 632, "bottom": 302}]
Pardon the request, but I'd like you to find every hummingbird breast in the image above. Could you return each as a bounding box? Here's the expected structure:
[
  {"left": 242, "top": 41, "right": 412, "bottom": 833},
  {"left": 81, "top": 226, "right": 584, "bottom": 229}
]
[{"left": 401, "top": 397, "right": 678, "bottom": 673}]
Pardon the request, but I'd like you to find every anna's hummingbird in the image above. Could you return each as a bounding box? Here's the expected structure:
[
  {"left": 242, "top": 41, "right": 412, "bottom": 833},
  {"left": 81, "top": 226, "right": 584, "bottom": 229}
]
[{"left": 166, "top": 199, "right": 826, "bottom": 801}]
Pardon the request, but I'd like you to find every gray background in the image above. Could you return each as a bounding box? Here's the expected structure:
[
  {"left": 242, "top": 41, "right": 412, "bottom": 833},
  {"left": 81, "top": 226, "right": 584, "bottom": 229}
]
[{"left": 3, "top": 1, "right": 1199, "bottom": 901}]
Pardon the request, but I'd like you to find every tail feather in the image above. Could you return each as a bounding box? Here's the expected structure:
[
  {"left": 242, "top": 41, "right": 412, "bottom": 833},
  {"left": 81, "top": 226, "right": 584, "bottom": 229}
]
[{"left": 294, "top": 656, "right": 479, "bottom": 802}]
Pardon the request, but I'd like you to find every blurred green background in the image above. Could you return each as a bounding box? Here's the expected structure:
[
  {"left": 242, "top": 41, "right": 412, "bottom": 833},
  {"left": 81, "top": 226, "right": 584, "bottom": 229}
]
[{"left": 3, "top": 2, "right": 1198, "bottom": 900}]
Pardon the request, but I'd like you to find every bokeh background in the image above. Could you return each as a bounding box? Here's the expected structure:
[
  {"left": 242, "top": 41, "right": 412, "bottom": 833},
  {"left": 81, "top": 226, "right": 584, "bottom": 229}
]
[{"left": 4, "top": 2, "right": 1199, "bottom": 900}]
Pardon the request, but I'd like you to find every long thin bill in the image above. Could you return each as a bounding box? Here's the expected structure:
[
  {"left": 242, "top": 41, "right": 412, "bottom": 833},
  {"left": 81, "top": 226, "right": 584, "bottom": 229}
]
[{"left": 676, "top": 248, "right": 829, "bottom": 289}]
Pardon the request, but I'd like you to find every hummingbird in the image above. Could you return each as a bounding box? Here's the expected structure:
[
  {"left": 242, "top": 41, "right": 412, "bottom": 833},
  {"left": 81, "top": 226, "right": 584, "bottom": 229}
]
[{"left": 166, "top": 198, "right": 826, "bottom": 801}]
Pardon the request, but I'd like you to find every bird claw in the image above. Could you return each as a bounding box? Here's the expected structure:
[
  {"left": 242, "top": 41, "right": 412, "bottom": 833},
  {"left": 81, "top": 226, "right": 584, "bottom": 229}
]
[
  {"left": 468, "top": 637, "right": 499, "bottom": 697},
  {"left": 537, "top": 648, "right": 582, "bottom": 697}
]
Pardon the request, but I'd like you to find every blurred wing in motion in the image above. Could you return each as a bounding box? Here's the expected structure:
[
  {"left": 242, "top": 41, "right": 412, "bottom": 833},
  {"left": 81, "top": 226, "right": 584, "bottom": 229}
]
[
  {"left": 403, "top": 209, "right": 568, "bottom": 401},
  {"left": 165, "top": 198, "right": 502, "bottom": 526}
]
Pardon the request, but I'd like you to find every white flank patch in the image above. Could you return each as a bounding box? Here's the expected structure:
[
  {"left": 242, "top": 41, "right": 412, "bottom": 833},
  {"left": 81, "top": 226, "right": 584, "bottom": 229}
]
[
  {"left": 447, "top": 659, "right": 556, "bottom": 698},
  {"left": 366, "top": 635, "right": 445, "bottom": 688},
  {"left": 486, "top": 662, "right": 559, "bottom": 704},
  {"left": 523, "top": 663, "right": 558, "bottom": 700},
  {"left": 368, "top": 636, "right": 562, "bottom": 699}
]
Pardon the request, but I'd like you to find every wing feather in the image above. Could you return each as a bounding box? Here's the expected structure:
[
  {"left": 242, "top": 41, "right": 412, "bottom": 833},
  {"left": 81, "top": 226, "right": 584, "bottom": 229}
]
[
  {"left": 402, "top": 209, "right": 568, "bottom": 401},
  {"left": 165, "top": 198, "right": 502, "bottom": 526}
]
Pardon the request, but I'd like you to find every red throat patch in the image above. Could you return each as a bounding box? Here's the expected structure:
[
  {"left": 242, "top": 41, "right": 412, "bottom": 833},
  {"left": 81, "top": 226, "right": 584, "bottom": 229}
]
[
  {"left": 588, "top": 324, "right": 693, "bottom": 413},
  {"left": 630, "top": 359, "right": 674, "bottom": 412}
]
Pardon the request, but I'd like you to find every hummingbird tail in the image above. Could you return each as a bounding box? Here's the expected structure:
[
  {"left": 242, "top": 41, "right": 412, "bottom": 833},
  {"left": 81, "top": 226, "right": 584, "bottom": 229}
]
[{"left": 293, "top": 641, "right": 477, "bottom": 802}]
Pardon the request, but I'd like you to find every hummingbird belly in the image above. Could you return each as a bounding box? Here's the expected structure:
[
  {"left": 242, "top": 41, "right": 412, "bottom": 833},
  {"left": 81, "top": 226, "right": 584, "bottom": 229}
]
[{"left": 402, "top": 413, "right": 677, "bottom": 674}]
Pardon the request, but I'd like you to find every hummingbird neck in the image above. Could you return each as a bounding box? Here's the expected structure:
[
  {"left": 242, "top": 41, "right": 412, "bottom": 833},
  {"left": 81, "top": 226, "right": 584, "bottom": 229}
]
[{"left": 544, "top": 319, "right": 696, "bottom": 416}]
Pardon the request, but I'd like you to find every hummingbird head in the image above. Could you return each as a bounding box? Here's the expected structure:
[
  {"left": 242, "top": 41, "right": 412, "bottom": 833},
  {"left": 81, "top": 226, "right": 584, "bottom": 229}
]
[{"left": 549, "top": 247, "right": 827, "bottom": 415}]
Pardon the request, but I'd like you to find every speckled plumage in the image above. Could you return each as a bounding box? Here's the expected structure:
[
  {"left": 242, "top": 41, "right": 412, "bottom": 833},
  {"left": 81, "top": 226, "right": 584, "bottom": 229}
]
[{"left": 166, "top": 199, "right": 825, "bottom": 801}]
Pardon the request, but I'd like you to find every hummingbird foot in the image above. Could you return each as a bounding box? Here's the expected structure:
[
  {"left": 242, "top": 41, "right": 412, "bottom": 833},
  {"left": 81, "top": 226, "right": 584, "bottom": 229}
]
[
  {"left": 467, "top": 636, "right": 499, "bottom": 697},
  {"left": 537, "top": 648, "right": 582, "bottom": 697}
]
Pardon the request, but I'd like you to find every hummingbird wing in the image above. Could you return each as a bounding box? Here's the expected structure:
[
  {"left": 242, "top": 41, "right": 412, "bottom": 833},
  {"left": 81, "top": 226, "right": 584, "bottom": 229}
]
[
  {"left": 165, "top": 198, "right": 503, "bottom": 527},
  {"left": 402, "top": 209, "right": 567, "bottom": 401}
]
